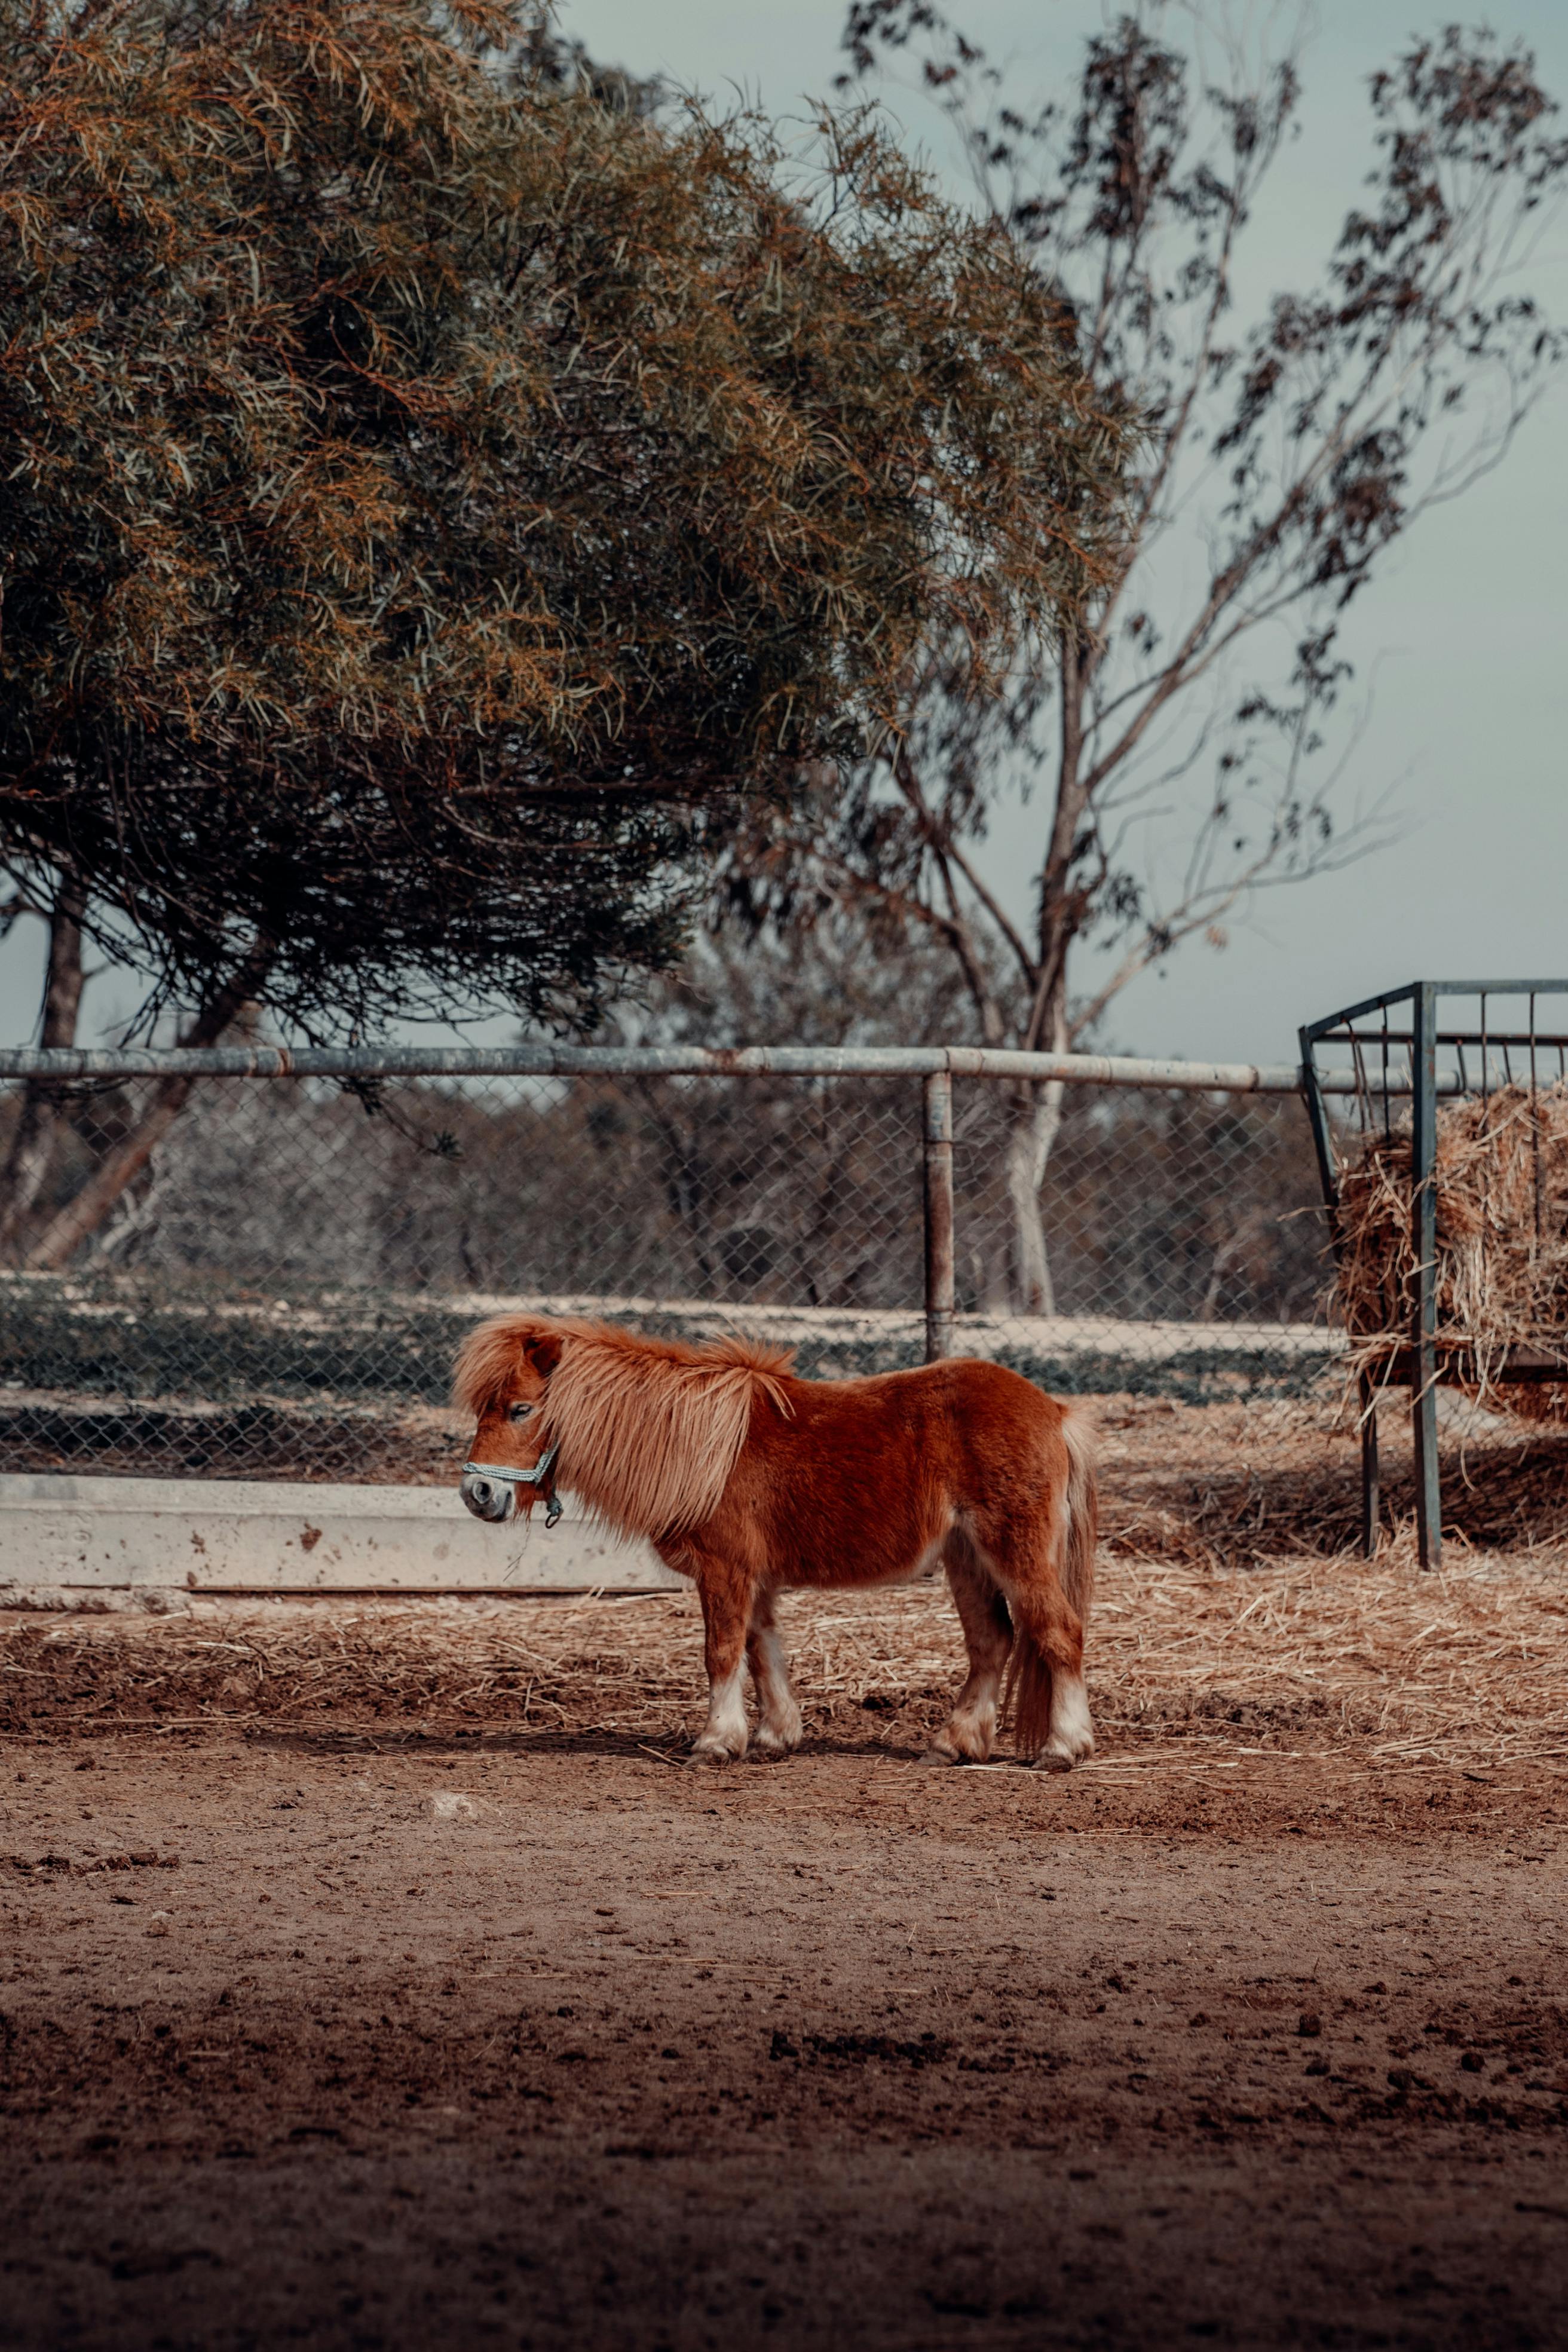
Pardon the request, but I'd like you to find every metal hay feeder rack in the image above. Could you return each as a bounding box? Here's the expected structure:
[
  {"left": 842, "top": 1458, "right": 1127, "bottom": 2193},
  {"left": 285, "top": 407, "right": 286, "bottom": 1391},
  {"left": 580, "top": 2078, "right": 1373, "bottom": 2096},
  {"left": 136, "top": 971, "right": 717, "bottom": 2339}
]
[{"left": 1300, "top": 980, "right": 1568, "bottom": 1568}]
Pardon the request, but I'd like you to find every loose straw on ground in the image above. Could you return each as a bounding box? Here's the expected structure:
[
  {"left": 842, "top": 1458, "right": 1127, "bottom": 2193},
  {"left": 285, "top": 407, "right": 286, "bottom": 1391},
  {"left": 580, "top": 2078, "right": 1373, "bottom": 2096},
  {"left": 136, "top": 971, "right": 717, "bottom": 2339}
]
[{"left": 6, "top": 1545, "right": 1564, "bottom": 1771}]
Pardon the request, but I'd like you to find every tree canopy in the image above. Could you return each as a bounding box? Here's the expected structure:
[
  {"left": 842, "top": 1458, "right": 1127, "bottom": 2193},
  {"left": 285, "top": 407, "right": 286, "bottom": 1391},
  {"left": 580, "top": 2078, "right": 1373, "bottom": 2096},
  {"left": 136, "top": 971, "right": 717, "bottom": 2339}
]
[{"left": 0, "top": 0, "right": 1131, "bottom": 1037}]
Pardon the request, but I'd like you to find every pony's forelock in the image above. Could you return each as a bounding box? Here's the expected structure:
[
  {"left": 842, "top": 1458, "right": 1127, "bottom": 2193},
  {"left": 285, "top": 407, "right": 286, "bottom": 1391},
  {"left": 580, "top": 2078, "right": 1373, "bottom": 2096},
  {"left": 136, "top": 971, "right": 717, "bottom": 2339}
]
[{"left": 451, "top": 1312, "right": 592, "bottom": 1418}]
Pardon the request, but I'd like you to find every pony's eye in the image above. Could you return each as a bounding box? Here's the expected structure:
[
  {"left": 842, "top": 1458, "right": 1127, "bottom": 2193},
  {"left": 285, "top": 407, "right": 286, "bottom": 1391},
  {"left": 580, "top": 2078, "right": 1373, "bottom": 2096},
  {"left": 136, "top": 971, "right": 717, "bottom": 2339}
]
[{"left": 508, "top": 1402, "right": 534, "bottom": 1423}]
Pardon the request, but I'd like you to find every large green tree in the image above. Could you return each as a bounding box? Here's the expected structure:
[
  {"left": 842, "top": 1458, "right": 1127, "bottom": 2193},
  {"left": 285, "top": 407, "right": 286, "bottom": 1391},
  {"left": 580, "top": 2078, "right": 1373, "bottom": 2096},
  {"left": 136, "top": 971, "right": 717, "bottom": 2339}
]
[{"left": 0, "top": 0, "right": 1129, "bottom": 1260}]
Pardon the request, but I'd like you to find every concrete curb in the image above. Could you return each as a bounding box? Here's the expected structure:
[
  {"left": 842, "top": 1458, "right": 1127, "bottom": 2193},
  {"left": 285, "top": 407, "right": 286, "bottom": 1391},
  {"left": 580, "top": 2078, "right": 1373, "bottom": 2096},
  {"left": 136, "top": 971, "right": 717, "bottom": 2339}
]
[{"left": 0, "top": 1474, "right": 681, "bottom": 1609}]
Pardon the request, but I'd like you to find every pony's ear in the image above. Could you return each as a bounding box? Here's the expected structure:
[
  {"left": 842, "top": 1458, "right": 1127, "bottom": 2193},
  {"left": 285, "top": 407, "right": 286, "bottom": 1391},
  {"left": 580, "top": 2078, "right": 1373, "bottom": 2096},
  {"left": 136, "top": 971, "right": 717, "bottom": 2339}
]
[{"left": 520, "top": 1330, "right": 564, "bottom": 1380}]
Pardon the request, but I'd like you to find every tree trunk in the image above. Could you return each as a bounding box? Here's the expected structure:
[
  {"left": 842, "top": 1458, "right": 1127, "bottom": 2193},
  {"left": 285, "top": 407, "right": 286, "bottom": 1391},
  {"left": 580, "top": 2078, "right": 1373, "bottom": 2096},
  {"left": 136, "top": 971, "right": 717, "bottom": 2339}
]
[
  {"left": 0, "top": 883, "right": 87, "bottom": 1262},
  {"left": 1005, "top": 629, "right": 1096, "bottom": 1317},
  {"left": 1004, "top": 1000, "right": 1070, "bottom": 1316},
  {"left": 23, "top": 944, "right": 274, "bottom": 1272}
]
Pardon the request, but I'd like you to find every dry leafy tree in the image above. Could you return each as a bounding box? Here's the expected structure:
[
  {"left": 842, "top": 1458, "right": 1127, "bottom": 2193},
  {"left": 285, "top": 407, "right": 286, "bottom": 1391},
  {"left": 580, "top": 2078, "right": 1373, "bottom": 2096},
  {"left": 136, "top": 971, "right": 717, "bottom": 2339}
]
[
  {"left": 725, "top": 2, "right": 1567, "bottom": 1309},
  {"left": 0, "top": 0, "right": 1129, "bottom": 1262}
]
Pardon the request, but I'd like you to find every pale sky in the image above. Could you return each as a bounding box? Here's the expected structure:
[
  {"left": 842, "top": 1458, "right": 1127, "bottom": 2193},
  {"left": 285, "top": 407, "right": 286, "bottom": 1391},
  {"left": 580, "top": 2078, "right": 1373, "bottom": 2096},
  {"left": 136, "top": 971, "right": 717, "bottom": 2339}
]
[{"left": 4, "top": 0, "right": 1565, "bottom": 1067}]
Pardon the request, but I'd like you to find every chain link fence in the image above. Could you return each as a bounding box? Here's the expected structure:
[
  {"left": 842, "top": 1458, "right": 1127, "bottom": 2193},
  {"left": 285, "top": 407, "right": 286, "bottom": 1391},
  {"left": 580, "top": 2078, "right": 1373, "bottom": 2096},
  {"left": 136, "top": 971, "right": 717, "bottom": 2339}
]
[{"left": 0, "top": 1046, "right": 1342, "bottom": 1483}]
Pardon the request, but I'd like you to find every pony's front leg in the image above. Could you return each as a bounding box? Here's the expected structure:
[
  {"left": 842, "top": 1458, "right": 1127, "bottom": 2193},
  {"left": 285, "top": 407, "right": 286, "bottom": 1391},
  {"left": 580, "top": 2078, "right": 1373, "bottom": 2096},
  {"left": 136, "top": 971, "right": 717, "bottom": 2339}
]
[
  {"left": 689, "top": 1561, "right": 753, "bottom": 1768},
  {"left": 746, "top": 1587, "right": 802, "bottom": 1761}
]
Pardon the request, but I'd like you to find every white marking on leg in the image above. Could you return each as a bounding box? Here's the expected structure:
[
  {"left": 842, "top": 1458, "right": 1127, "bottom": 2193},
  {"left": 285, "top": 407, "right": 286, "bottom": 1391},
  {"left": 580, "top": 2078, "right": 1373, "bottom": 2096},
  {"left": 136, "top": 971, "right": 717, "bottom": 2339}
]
[
  {"left": 1039, "top": 1670, "right": 1094, "bottom": 1770},
  {"left": 690, "top": 1659, "right": 749, "bottom": 1765},
  {"left": 930, "top": 1680, "right": 999, "bottom": 1764},
  {"left": 750, "top": 1623, "right": 802, "bottom": 1756}
]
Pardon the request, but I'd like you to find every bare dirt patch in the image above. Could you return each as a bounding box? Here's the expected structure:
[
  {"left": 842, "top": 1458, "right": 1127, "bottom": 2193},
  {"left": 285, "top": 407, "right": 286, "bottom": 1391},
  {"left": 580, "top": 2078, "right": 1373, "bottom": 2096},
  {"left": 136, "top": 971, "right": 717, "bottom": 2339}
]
[{"left": 2, "top": 1398, "right": 1567, "bottom": 2349}]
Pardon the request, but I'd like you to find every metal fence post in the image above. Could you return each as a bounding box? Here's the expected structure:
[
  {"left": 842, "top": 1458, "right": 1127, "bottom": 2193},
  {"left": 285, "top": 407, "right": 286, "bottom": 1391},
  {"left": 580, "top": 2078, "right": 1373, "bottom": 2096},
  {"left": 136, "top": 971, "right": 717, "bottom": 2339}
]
[
  {"left": 923, "top": 1070, "right": 955, "bottom": 1364},
  {"left": 1410, "top": 982, "right": 1441, "bottom": 1567}
]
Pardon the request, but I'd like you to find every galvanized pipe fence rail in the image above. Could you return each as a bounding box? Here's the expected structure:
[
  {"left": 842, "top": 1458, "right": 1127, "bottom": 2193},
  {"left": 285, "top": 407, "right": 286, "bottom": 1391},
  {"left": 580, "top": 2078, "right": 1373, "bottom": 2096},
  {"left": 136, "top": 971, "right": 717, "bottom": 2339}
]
[{"left": 0, "top": 1040, "right": 1427, "bottom": 1089}]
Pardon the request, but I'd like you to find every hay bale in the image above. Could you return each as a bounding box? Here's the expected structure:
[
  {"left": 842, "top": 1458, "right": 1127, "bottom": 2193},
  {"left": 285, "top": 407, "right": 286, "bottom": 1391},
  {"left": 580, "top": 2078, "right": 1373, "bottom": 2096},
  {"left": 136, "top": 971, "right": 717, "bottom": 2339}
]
[{"left": 1335, "top": 1080, "right": 1568, "bottom": 1416}]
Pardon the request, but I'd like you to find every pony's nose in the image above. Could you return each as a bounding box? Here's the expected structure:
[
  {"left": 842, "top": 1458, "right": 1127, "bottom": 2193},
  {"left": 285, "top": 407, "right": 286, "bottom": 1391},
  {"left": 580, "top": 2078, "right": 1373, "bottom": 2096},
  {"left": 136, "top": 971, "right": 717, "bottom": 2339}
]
[{"left": 460, "top": 1472, "right": 509, "bottom": 1521}]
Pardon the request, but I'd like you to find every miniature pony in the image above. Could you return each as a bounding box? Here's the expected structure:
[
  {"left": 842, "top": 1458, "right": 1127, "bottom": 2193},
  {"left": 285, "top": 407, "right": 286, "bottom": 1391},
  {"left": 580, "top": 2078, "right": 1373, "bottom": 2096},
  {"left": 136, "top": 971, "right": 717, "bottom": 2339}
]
[{"left": 455, "top": 1314, "right": 1096, "bottom": 1770}]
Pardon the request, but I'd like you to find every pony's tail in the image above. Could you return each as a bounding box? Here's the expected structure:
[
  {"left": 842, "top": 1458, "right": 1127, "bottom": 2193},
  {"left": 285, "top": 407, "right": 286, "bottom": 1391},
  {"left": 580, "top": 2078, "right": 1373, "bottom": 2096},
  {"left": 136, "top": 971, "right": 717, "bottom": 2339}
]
[
  {"left": 1006, "top": 1406, "right": 1098, "bottom": 1759},
  {"left": 1059, "top": 1407, "right": 1098, "bottom": 1625},
  {"left": 1006, "top": 1627, "right": 1053, "bottom": 1759}
]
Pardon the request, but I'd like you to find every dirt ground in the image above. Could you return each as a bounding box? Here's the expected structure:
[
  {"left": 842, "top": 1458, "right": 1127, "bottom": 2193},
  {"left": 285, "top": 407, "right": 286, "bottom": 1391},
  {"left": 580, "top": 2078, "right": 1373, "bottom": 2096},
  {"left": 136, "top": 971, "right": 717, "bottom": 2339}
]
[{"left": 3, "top": 1398, "right": 1568, "bottom": 2351}]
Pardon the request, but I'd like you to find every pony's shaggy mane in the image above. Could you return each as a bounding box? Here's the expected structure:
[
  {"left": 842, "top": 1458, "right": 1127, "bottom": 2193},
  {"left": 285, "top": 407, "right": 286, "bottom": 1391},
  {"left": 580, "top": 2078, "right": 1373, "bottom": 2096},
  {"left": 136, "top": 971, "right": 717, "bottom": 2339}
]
[{"left": 453, "top": 1315, "right": 795, "bottom": 1539}]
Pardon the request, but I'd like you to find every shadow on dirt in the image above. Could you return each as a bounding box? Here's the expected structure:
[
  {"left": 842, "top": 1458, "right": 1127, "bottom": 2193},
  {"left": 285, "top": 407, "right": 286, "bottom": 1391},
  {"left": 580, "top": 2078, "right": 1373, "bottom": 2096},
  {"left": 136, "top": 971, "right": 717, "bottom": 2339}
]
[{"left": 241, "top": 1723, "right": 933, "bottom": 1765}]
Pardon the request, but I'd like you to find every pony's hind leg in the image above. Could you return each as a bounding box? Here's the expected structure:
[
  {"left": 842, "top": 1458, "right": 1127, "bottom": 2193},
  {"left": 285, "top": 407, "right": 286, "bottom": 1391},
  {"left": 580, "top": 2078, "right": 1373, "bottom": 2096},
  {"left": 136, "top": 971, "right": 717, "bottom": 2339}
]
[
  {"left": 688, "top": 1555, "right": 753, "bottom": 1768},
  {"left": 997, "top": 1547, "right": 1092, "bottom": 1772},
  {"left": 1015, "top": 1595, "right": 1092, "bottom": 1771},
  {"left": 746, "top": 1587, "right": 802, "bottom": 1761},
  {"left": 924, "top": 1538, "right": 1013, "bottom": 1765}
]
